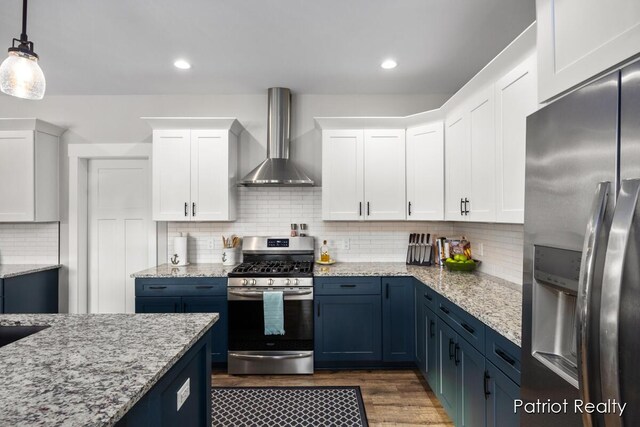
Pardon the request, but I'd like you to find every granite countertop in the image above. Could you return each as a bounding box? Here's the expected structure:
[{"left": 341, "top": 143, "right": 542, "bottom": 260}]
[
  {"left": 0, "top": 264, "right": 62, "bottom": 278},
  {"left": 315, "top": 262, "right": 522, "bottom": 346},
  {"left": 0, "top": 313, "right": 218, "bottom": 426},
  {"left": 131, "top": 263, "right": 233, "bottom": 278}
]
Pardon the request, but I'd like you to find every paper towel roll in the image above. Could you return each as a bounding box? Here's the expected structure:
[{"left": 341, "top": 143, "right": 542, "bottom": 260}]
[{"left": 172, "top": 235, "right": 188, "bottom": 266}]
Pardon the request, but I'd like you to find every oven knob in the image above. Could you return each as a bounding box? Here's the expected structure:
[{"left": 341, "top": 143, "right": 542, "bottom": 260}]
[
  {"left": 241, "top": 279, "right": 248, "bottom": 286},
  {"left": 293, "top": 279, "right": 299, "bottom": 286},
  {"left": 250, "top": 279, "right": 257, "bottom": 286},
  {"left": 285, "top": 279, "right": 291, "bottom": 285},
  {"left": 268, "top": 279, "right": 274, "bottom": 286}
]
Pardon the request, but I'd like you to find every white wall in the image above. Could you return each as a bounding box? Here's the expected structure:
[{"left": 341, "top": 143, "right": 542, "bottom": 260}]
[{"left": 0, "top": 92, "right": 449, "bottom": 311}]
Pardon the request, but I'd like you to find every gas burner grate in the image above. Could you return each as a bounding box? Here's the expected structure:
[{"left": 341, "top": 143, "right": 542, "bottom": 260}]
[{"left": 231, "top": 261, "right": 313, "bottom": 276}]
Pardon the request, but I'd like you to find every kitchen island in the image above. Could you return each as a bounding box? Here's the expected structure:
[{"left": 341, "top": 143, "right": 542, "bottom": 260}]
[{"left": 0, "top": 313, "right": 218, "bottom": 426}]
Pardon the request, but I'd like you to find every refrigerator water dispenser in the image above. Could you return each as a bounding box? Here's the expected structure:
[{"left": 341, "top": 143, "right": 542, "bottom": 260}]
[{"left": 531, "top": 245, "right": 582, "bottom": 388}]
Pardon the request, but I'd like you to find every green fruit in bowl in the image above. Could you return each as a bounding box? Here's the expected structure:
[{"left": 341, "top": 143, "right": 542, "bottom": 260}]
[
  {"left": 465, "top": 259, "right": 474, "bottom": 264},
  {"left": 446, "top": 257, "right": 454, "bottom": 262}
]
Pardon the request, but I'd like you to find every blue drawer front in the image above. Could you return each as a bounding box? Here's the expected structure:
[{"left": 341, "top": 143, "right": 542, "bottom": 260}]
[
  {"left": 415, "top": 280, "right": 439, "bottom": 311},
  {"left": 135, "top": 278, "right": 227, "bottom": 296},
  {"left": 437, "top": 296, "right": 485, "bottom": 353},
  {"left": 314, "top": 277, "right": 381, "bottom": 295},
  {"left": 485, "top": 327, "right": 521, "bottom": 385}
]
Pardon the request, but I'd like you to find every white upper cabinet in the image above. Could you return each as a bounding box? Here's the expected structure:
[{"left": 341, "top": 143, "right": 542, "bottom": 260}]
[
  {"left": 537, "top": 0, "right": 640, "bottom": 102},
  {"left": 321, "top": 129, "right": 405, "bottom": 221},
  {"left": 0, "top": 119, "right": 64, "bottom": 222},
  {"left": 495, "top": 54, "right": 538, "bottom": 223},
  {"left": 146, "top": 118, "right": 241, "bottom": 222},
  {"left": 467, "top": 87, "right": 496, "bottom": 223},
  {"left": 364, "top": 129, "right": 406, "bottom": 221},
  {"left": 406, "top": 123, "right": 444, "bottom": 221},
  {"left": 321, "top": 130, "right": 364, "bottom": 221},
  {"left": 445, "top": 112, "right": 469, "bottom": 221}
]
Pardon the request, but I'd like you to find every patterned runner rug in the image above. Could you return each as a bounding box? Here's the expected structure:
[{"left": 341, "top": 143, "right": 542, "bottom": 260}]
[{"left": 212, "top": 386, "right": 369, "bottom": 427}]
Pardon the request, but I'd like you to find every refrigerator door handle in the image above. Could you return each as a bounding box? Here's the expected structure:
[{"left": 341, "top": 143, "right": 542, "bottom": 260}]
[
  {"left": 576, "top": 181, "right": 610, "bottom": 427},
  {"left": 600, "top": 178, "right": 640, "bottom": 427}
]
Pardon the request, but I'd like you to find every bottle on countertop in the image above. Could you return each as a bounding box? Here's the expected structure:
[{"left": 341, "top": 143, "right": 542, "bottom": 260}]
[{"left": 320, "top": 240, "right": 331, "bottom": 262}]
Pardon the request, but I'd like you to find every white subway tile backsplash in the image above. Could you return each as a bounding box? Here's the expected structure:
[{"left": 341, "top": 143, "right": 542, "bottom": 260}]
[
  {"left": 0, "top": 223, "right": 59, "bottom": 264},
  {"left": 167, "top": 187, "right": 524, "bottom": 284}
]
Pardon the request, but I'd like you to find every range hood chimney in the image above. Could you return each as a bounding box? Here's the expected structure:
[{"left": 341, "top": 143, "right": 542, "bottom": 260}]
[{"left": 239, "top": 88, "right": 314, "bottom": 186}]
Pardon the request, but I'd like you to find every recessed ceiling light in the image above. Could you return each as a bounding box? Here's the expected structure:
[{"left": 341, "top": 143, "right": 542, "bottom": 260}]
[
  {"left": 173, "top": 59, "right": 191, "bottom": 70},
  {"left": 381, "top": 59, "right": 397, "bottom": 70}
]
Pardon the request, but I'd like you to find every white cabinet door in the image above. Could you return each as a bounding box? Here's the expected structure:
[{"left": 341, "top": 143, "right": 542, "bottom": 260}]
[
  {"left": 322, "top": 130, "right": 364, "bottom": 220},
  {"left": 190, "top": 129, "right": 230, "bottom": 221},
  {"left": 406, "top": 123, "right": 444, "bottom": 220},
  {"left": 537, "top": 0, "right": 640, "bottom": 102},
  {"left": 0, "top": 131, "right": 35, "bottom": 221},
  {"left": 467, "top": 88, "right": 496, "bottom": 222},
  {"left": 444, "top": 112, "right": 469, "bottom": 221},
  {"left": 495, "top": 55, "right": 538, "bottom": 223},
  {"left": 363, "top": 129, "right": 406, "bottom": 221},
  {"left": 152, "top": 129, "right": 191, "bottom": 221}
]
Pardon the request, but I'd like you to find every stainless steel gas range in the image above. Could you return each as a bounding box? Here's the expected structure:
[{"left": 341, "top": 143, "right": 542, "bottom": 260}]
[{"left": 227, "top": 236, "right": 314, "bottom": 375}]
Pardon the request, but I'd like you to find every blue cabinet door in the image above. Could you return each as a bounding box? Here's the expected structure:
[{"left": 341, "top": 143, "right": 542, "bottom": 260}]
[
  {"left": 182, "top": 296, "right": 228, "bottom": 363},
  {"left": 415, "top": 283, "right": 426, "bottom": 374},
  {"left": 437, "top": 320, "right": 459, "bottom": 424},
  {"left": 486, "top": 361, "right": 520, "bottom": 427},
  {"left": 457, "top": 336, "right": 486, "bottom": 427},
  {"left": 315, "top": 295, "right": 382, "bottom": 362},
  {"left": 425, "top": 305, "right": 438, "bottom": 390},
  {"left": 382, "top": 277, "right": 415, "bottom": 362},
  {"left": 135, "top": 296, "right": 181, "bottom": 313}
]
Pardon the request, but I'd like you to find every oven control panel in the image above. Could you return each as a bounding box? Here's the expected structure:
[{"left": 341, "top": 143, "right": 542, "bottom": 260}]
[
  {"left": 228, "top": 277, "right": 313, "bottom": 288},
  {"left": 267, "top": 238, "right": 289, "bottom": 248}
]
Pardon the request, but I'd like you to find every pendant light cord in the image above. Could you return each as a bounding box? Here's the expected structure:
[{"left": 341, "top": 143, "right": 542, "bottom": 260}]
[{"left": 20, "top": 0, "right": 28, "bottom": 42}]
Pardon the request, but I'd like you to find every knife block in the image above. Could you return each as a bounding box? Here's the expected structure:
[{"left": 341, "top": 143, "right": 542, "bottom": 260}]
[{"left": 406, "top": 243, "right": 433, "bottom": 266}]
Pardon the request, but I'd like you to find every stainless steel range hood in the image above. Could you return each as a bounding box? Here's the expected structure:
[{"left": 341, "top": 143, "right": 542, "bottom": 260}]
[{"left": 239, "top": 88, "right": 314, "bottom": 186}]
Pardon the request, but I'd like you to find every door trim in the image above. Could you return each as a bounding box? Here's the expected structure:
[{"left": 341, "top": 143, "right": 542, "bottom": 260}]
[{"left": 68, "top": 143, "right": 158, "bottom": 314}]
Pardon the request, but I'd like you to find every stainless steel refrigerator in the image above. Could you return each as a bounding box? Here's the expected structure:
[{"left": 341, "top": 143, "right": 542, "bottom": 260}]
[{"left": 522, "top": 59, "right": 640, "bottom": 427}]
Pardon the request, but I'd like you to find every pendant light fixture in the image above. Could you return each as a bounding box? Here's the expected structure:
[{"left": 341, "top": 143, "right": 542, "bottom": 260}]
[{"left": 0, "top": 0, "right": 46, "bottom": 100}]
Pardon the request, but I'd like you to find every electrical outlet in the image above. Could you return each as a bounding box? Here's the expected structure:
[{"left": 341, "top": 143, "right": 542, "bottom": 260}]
[
  {"left": 477, "top": 243, "right": 484, "bottom": 256},
  {"left": 208, "top": 238, "right": 214, "bottom": 250},
  {"left": 341, "top": 239, "right": 350, "bottom": 250},
  {"left": 177, "top": 378, "right": 190, "bottom": 411}
]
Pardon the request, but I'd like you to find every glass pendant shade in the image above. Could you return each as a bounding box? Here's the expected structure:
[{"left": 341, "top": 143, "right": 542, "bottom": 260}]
[{"left": 0, "top": 50, "right": 46, "bottom": 100}]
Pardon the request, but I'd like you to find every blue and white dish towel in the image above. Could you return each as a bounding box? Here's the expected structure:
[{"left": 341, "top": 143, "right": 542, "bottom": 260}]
[{"left": 263, "top": 291, "right": 285, "bottom": 335}]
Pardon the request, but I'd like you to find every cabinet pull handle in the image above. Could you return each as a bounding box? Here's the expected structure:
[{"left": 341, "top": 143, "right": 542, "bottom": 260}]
[
  {"left": 429, "top": 320, "right": 435, "bottom": 338},
  {"left": 317, "top": 303, "right": 320, "bottom": 317},
  {"left": 385, "top": 283, "right": 389, "bottom": 299},
  {"left": 440, "top": 305, "right": 450, "bottom": 314},
  {"left": 367, "top": 202, "right": 370, "bottom": 216},
  {"left": 184, "top": 202, "right": 188, "bottom": 217},
  {"left": 464, "top": 198, "right": 470, "bottom": 215},
  {"left": 484, "top": 371, "right": 491, "bottom": 398},
  {"left": 424, "top": 293, "right": 432, "bottom": 301},
  {"left": 195, "top": 285, "right": 213, "bottom": 289},
  {"left": 461, "top": 323, "right": 475, "bottom": 334},
  {"left": 340, "top": 284, "right": 356, "bottom": 288},
  {"left": 449, "top": 338, "right": 455, "bottom": 360},
  {"left": 359, "top": 202, "right": 362, "bottom": 216},
  {"left": 496, "top": 349, "right": 516, "bottom": 366},
  {"left": 454, "top": 343, "right": 460, "bottom": 366},
  {"left": 192, "top": 202, "right": 196, "bottom": 216},
  {"left": 460, "top": 198, "right": 464, "bottom": 216},
  {"left": 408, "top": 201, "right": 412, "bottom": 216},
  {"left": 148, "top": 286, "right": 167, "bottom": 290}
]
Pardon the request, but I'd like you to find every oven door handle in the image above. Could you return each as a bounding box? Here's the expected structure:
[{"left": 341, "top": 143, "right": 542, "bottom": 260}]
[
  {"left": 228, "top": 289, "right": 313, "bottom": 297},
  {"left": 228, "top": 352, "right": 312, "bottom": 360}
]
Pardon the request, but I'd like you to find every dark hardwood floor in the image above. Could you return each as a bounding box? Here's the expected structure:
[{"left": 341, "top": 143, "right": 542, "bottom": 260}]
[{"left": 212, "top": 369, "right": 453, "bottom": 426}]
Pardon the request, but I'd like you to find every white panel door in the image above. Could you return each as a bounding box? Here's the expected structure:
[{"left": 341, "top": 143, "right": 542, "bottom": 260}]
[
  {"left": 152, "top": 129, "right": 191, "bottom": 221},
  {"left": 444, "top": 112, "right": 469, "bottom": 221},
  {"left": 0, "top": 131, "right": 34, "bottom": 221},
  {"left": 468, "top": 87, "right": 496, "bottom": 222},
  {"left": 495, "top": 55, "right": 538, "bottom": 223},
  {"left": 537, "top": 0, "right": 640, "bottom": 102},
  {"left": 191, "top": 129, "right": 229, "bottom": 221},
  {"left": 363, "top": 129, "right": 406, "bottom": 221},
  {"left": 322, "top": 130, "right": 364, "bottom": 220},
  {"left": 406, "top": 123, "right": 444, "bottom": 221},
  {"left": 89, "top": 159, "right": 152, "bottom": 313}
]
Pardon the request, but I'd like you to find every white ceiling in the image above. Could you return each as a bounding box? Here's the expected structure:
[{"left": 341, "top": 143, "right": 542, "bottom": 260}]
[{"left": 0, "top": 0, "right": 535, "bottom": 95}]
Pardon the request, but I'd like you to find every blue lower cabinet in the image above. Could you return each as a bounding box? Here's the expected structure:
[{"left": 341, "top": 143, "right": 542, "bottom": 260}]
[
  {"left": 382, "top": 277, "right": 414, "bottom": 362},
  {"left": 182, "top": 297, "right": 228, "bottom": 363},
  {"left": 486, "top": 360, "right": 520, "bottom": 427},
  {"left": 135, "top": 296, "right": 181, "bottom": 313},
  {"left": 424, "top": 305, "right": 438, "bottom": 390},
  {"left": 315, "top": 295, "right": 382, "bottom": 362},
  {"left": 415, "top": 284, "right": 426, "bottom": 374},
  {"left": 457, "top": 336, "right": 486, "bottom": 427},
  {"left": 437, "top": 320, "right": 459, "bottom": 424},
  {"left": 1, "top": 269, "right": 59, "bottom": 313}
]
